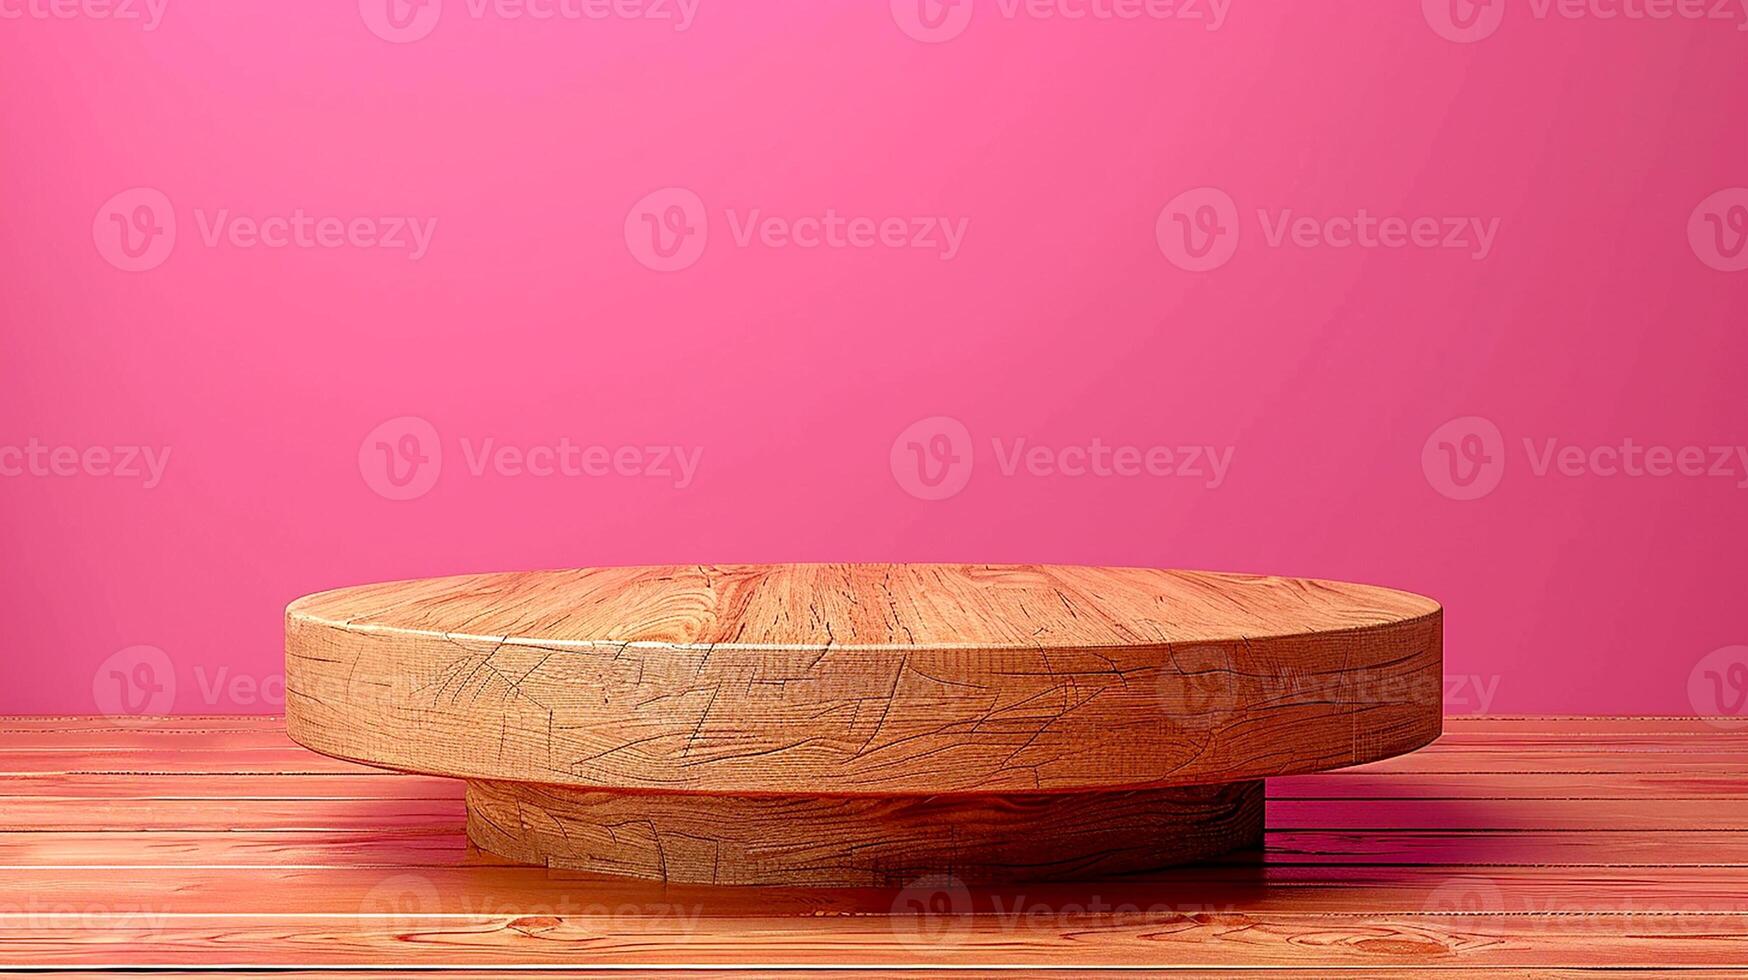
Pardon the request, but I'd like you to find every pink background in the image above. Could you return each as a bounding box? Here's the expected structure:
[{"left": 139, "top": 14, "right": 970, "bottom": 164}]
[{"left": 2, "top": 2, "right": 1745, "bottom": 717}]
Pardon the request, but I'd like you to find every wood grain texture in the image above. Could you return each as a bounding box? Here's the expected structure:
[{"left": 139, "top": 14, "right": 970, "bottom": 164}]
[
  {"left": 464, "top": 778, "right": 1264, "bottom": 886},
  {"left": 284, "top": 564, "right": 1443, "bottom": 793},
  {"left": 5, "top": 715, "right": 1748, "bottom": 972}
]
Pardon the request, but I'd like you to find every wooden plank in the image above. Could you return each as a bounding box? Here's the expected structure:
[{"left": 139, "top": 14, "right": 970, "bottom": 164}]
[
  {"left": 6, "top": 715, "right": 1748, "bottom": 971},
  {"left": 0, "top": 748, "right": 396, "bottom": 775},
  {"left": 1442, "top": 716, "right": 1747, "bottom": 735},
  {"left": 0, "top": 798, "right": 463, "bottom": 832},
  {"left": 0, "top": 831, "right": 483, "bottom": 867},
  {"left": 1246, "top": 830, "right": 1748, "bottom": 867},
  {"left": 5, "top": 865, "right": 1748, "bottom": 917},
  {"left": 10, "top": 745, "right": 1748, "bottom": 779},
  {"left": 10, "top": 790, "right": 1744, "bottom": 833},
  {"left": 0, "top": 715, "right": 285, "bottom": 732},
  {"left": 1338, "top": 748, "right": 1748, "bottom": 774},
  {"left": 17, "top": 964, "right": 1748, "bottom": 971},
  {"left": 8, "top": 828, "right": 1748, "bottom": 869},
  {"left": 6, "top": 912, "right": 1748, "bottom": 969},
  {"left": 1268, "top": 798, "right": 1748, "bottom": 830},
  {"left": 1270, "top": 771, "right": 1748, "bottom": 798},
  {"left": 9, "top": 770, "right": 1746, "bottom": 802},
  {"left": 0, "top": 773, "right": 459, "bottom": 799}
]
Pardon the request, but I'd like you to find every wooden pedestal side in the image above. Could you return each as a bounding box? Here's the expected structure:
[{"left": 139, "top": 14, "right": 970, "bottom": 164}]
[
  {"left": 285, "top": 564, "right": 1441, "bottom": 885},
  {"left": 464, "top": 779, "right": 1265, "bottom": 886}
]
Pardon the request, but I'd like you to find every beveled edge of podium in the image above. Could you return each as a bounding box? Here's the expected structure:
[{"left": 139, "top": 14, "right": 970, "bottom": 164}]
[{"left": 283, "top": 565, "right": 1442, "bottom": 796}]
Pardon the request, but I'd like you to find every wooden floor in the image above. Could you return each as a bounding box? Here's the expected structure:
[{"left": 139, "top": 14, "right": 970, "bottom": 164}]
[{"left": 2, "top": 716, "right": 1746, "bottom": 974}]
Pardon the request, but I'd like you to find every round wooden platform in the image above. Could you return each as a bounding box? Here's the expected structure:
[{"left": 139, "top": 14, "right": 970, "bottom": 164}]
[{"left": 285, "top": 564, "right": 1441, "bottom": 885}]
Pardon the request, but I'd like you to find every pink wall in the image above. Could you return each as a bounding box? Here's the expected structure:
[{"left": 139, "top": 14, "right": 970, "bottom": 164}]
[{"left": 3, "top": 2, "right": 1745, "bottom": 719}]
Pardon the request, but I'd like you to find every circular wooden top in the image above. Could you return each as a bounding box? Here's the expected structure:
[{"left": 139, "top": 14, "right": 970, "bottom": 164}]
[{"left": 285, "top": 564, "right": 1442, "bottom": 793}]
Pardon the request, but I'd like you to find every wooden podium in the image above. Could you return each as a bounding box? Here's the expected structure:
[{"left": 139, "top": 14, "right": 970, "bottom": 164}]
[{"left": 285, "top": 564, "right": 1441, "bottom": 886}]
